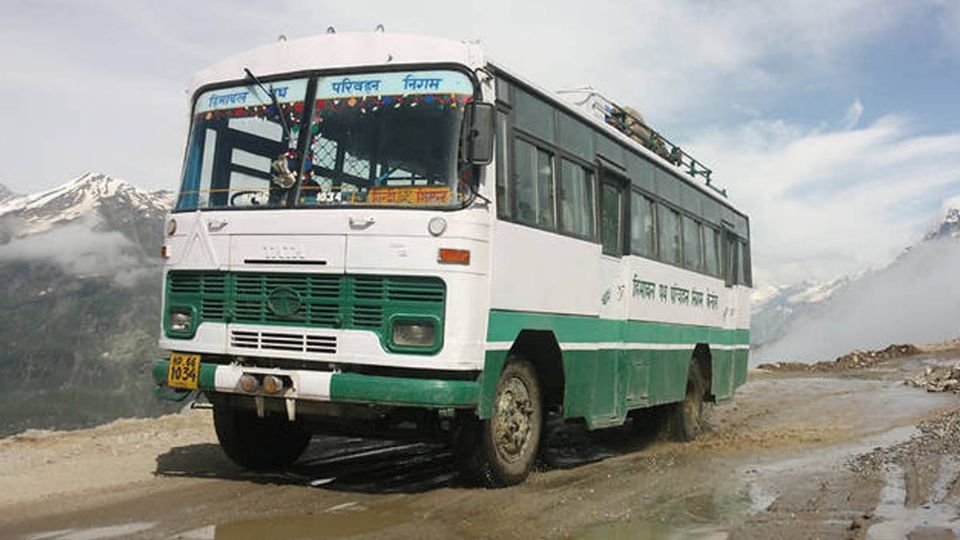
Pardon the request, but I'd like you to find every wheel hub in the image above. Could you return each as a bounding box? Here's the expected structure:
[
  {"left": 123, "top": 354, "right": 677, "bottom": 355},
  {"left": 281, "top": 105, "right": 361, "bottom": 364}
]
[{"left": 494, "top": 377, "right": 533, "bottom": 461}]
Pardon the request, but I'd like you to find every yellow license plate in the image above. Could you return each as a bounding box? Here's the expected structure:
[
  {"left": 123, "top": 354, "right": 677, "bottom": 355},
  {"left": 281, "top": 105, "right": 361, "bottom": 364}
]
[{"left": 167, "top": 353, "right": 200, "bottom": 390}]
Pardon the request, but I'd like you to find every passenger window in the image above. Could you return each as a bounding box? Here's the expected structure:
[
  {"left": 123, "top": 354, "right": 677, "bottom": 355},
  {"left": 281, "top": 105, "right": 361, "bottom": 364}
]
[
  {"left": 559, "top": 159, "right": 595, "bottom": 238},
  {"left": 703, "top": 226, "right": 720, "bottom": 277},
  {"left": 658, "top": 205, "right": 681, "bottom": 265},
  {"left": 514, "top": 88, "right": 556, "bottom": 143},
  {"left": 630, "top": 191, "right": 657, "bottom": 258},
  {"left": 496, "top": 111, "right": 510, "bottom": 219},
  {"left": 513, "top": 138, "right": 555, "bottom": 229},
  {"left": 682, "top": 216, "right": 703, "bottom": 271},
  {"left": 738, "top": 240, "right": 751, "bottom": 286},
  {"left": 723, "top": 231, "right": 738, "bottom": 287},
  {"left": 600, "top": 182, "right": 623, "bottom": 256},
  {"left": 559, "top": 113, "right": 594, "bottom": 160}
]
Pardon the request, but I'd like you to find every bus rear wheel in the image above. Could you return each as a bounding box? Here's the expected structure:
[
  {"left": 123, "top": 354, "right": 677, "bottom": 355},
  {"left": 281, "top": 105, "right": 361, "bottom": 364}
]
[
  {"left": 213, "top": 405, "right": 311, "bottom": 471},
  {"left": 670, "top": 363, "right": 706, "bottom": 442},
  {"left": 456, "top": 358, "right": 543, "bottom": 488}
]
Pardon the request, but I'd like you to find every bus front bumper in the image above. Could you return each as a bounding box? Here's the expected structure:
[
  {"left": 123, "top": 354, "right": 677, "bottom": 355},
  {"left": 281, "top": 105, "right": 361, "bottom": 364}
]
[{"left": 152, "top": 359, "right": 480, "bottom": 409}]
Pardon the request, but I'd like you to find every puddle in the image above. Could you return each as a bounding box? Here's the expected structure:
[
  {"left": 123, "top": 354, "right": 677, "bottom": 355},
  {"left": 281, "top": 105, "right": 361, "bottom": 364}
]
[
  {"left": 201, "top": 501, "right": 409, "bottom": 540},
  {"left": 25, "top": 522, "right": 156, "bottom": 540},
  {"left": 866, "top": 461, "right": 960, "bottom": 540},
  {"left": 574, "top": 519, "right": 728, "bottom": 540}
]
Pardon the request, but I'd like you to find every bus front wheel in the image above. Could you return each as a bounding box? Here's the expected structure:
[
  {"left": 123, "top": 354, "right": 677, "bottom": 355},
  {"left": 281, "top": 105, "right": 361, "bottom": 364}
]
[
  {"left": 456, "top": 358, "right": 543, "bottom": 487},
  {"left": 213, "top": 405, "right": 311, "bottom": 471}
]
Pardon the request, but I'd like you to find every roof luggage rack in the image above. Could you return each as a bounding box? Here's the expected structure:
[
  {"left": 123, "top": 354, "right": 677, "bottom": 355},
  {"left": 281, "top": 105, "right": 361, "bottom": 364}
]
[{"left": 558, "top": 87, "right": 727, "bottom": 198}]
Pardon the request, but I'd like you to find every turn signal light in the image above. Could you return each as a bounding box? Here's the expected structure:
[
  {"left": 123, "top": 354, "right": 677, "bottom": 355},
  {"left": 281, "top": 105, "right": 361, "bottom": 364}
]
[
  {"left": 160, "top": 245, "right": 170, "bottom": 259},
  {"left": 438, "top": 248, "right": 470, "bottom": 265}
]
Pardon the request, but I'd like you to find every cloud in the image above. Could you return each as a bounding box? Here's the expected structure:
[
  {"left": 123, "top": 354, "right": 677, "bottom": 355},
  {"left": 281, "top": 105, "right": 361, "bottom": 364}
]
[
  {"left": 687, "top": 109, "right": 960, "bottom": 286},
  {"left": 0, "top": 222, "right": 155, "bottom": 286},
  {"left": 0, "top": 0, "right": 941, "bottom": 194},
  {"left": 841, "top": 99, "right": 864, "bottom": 130},
  {"left": 754, "top": 235, "right": 960, "bottom": 363}
]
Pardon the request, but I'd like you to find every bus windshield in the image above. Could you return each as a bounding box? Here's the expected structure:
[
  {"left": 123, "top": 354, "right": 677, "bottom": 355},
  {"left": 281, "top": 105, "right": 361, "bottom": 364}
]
[{"left": 175, "top": 70, "right": 476, "bottom": 211}]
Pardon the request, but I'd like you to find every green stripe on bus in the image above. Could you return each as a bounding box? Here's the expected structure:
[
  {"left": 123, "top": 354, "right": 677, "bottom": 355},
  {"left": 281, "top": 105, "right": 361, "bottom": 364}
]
[{"left": 486, "top": 309, "right": 749, "bottom": 346}]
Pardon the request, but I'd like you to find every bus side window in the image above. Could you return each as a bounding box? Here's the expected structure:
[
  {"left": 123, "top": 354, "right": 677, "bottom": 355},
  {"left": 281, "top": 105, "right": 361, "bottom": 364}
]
[
  {"left": 658, "top": 204, "right": 681, "bottom": 265},
  {"left": 723, "top": 231, "right": 739, "bottom": 287},
  {"left": 496, "top": 111, "right": 510, "bottom": 219},
  {"left": 630, "top": 191, "right": 657, "bottom": 259},
  {"left": 600, "top": 180, "right": 623, "bottom": 256},
  {"left": 513, "top": 138, "right": 556, "bottom": 229},
  {"left": 558, "top": 159, "right": 595, "bottom": 239},
  {"left": 681, "top": 215, "right": 703, "bottom": 271},
  {"left": 703, "top": 226, "right": 720, "bottom": 277},
  {"left": 738, "top": 240, "right": 752, "bottom": 286}
]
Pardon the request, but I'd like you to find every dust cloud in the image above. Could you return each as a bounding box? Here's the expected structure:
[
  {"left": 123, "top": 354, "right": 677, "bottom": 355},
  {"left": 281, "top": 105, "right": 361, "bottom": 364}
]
[{"left": 754, "top": 237, "right": 960, "bottom": 364}]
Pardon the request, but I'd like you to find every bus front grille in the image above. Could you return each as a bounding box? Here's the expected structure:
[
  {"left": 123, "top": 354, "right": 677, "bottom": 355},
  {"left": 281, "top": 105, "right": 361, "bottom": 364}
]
[{"left": 166, "top": 271, "right": 445, "bottom": 338}]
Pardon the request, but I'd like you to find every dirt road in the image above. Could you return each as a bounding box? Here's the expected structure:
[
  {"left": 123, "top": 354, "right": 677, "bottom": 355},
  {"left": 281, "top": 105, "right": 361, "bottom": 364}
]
[{"left": 2, "top": 356, "right": 959, "bottom": 540}]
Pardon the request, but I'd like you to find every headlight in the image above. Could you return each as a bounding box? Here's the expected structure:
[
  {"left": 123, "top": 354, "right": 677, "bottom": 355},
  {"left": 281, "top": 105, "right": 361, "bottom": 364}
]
[
  {"left": 392, "top": 320, "right": 436, "bottom": 347},
  {"left": 169, "top": 307, "right": 193, "bottom": 333}
]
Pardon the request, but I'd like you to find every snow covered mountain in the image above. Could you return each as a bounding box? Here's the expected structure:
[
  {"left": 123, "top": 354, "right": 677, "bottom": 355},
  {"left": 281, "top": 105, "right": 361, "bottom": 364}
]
[
  {"left": 0, "top": 172, "right": 173, "bottom": 238},
  {"left": 0, "top": 183, "right": 16, "bottom": 204},
  {"left": 753, "top": 202, "right": 960, "bottom": 364}
]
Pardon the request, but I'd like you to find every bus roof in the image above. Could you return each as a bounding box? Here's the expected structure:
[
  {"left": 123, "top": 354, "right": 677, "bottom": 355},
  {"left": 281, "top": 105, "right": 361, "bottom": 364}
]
[
  {"left": 188, "top": 32, "right": 484, "bottom": 96},
  {"left": 485, "top": 58, "right": 748, "bottom": 222}
]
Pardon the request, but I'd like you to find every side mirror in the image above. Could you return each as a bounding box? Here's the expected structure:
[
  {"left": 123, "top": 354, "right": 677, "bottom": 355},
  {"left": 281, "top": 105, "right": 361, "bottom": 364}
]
[{"left": 462, "top": 102, "right": 495, "bottom": 166}]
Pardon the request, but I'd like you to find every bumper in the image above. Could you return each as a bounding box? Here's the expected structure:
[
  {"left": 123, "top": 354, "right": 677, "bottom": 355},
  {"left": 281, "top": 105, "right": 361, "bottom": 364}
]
[{"left": 152, "top": 359, "right": 479, "bottom": 409}]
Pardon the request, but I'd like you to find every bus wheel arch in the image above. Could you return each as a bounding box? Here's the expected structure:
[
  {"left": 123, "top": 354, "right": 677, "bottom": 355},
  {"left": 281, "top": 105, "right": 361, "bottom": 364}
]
[
  {"left": 692, "top": 343, "right": 714, "bottom": 401},
  {"left": 508, "top": 330, "right": 565, "bottom": 412}
]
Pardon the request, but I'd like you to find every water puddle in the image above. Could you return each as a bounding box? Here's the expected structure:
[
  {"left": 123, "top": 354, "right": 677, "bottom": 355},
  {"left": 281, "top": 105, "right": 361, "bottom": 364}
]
[
  {"left": 25, "top": 522, "right": 156, "bottom": 540},
  {"left": 866, "top": 460, "right": 960, "bottom": 539},
  {"left": 575, "top": 519, "right": 728, "bottom": 540},
  {"left": 195, "top": 500, "right": 409, "bottom": 540}
]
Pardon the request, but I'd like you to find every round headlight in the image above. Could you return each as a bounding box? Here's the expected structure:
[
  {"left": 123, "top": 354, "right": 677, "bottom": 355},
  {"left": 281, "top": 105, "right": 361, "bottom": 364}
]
[
  {"left": 428, "top": 217, "right": 447, "bottom": 236},
  {"left": 167, "top": 218, "right": 177, "bottom": 236}
]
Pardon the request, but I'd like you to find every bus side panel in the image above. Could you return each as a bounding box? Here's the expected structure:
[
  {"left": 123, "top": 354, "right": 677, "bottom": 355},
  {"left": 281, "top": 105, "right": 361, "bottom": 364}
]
[
  {"left": 560, "top": 349, "right": 605, "bottom": 424},
  {"left": 711, "top": 349, "right": 735, "bottom": 401},
  {"left": 733, "top": 348, "right": 749, "bottom": 388},
  {"left": 478, "top": 350, "right": 509, "bottom": 418},
  {"left": 646, "top": 349, "right": 691, "bottom": 406},
  {"left": 622, "top": 351, "right": 651, "bottom": 408}
]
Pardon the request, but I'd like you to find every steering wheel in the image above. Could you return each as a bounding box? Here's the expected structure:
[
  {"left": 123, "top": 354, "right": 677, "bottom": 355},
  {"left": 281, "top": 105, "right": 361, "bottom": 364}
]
[{"left": 229, "top": 190, "right": 266, "bottom": 207}]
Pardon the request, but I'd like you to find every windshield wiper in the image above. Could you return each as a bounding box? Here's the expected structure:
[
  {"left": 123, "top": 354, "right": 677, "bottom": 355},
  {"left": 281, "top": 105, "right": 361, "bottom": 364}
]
[
  {"left": 244, "top": 67, "right": 293, "bottom": 142},
  {"left": 244, "top": 67, "right": 297, "bottom": 189}
]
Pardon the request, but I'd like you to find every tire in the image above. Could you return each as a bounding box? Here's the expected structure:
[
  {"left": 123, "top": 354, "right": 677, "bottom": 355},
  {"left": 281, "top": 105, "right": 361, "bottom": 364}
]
[
  {"left": 456, "top": 358, "right": 543, "bottom": 488},
  {"left": 669, "top": 363, "right": 706, "bottom": 442},
  {"left": 213, "top": 405, "right": 311, "bottom": 471}
]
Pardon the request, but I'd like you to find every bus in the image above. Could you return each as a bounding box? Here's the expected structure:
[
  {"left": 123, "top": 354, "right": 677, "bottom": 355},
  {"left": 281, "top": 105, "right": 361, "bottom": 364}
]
[{"left": 154, "top": 31, "right": 752, "bottom": 487}]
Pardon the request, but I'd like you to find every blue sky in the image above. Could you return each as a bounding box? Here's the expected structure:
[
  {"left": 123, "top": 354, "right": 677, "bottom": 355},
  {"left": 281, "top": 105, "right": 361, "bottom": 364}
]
[{"left": 1, "top": 0, "right": 958, "bottom": 287}]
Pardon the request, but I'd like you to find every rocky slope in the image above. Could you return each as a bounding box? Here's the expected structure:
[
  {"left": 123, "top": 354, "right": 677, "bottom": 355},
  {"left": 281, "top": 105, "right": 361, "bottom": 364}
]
[{"left": 0, "top": 173, "right": 178, "bottom": 437}]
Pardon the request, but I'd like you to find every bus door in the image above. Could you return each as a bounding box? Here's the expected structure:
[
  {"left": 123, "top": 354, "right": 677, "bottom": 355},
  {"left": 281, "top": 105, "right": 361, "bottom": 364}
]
[
  {"left": 716, "top": 225, "right": 740, "bottom": 397},
  {"left": 595, "top": 169, "right": 628, "bottom": 424}
]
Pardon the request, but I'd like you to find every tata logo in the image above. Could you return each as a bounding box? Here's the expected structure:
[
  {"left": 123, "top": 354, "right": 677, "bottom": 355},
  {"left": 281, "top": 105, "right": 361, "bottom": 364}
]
[{"left": 267, "top": 287, "right": 302, "bottom": 317}]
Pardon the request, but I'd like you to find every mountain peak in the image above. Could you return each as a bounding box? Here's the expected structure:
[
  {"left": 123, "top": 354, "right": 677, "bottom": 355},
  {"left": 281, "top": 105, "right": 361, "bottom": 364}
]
[
  {"left": 924, "top": 205, "right": 960, "bottom": 241},
  {"left": 0, "top": 182, "right": 16, "bottom": 204},
  {"left": 0, "top": 172, "right": 173, "bottom": 236}
]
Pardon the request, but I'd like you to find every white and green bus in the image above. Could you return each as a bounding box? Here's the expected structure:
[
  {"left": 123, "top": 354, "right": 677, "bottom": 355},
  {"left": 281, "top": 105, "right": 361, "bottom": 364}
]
[{"left": 154, "top": 32, "right": 752, "bottom": 487}]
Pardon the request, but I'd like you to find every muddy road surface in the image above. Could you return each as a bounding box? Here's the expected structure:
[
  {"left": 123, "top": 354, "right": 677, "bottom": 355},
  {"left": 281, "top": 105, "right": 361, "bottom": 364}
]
[{"left": 2, "top": 356, "right": 960, "bottom": 540}]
